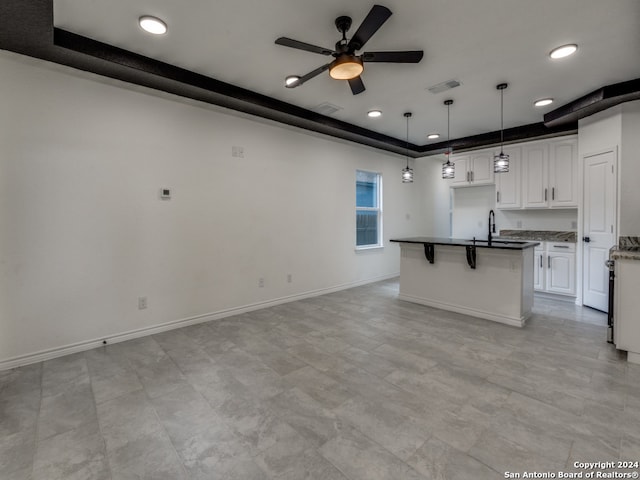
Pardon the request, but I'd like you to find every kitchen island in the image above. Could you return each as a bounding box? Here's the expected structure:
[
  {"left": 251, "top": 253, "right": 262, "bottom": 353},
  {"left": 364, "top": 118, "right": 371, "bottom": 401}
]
[{"left": 390, "top": 237, "right": 539, "bottom": 327}]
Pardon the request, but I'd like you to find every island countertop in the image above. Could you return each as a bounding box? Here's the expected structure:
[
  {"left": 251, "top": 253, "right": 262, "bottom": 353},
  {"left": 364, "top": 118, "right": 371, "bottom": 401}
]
[{"left": 390, "top": 236, "right": 539, "bottom": 250}]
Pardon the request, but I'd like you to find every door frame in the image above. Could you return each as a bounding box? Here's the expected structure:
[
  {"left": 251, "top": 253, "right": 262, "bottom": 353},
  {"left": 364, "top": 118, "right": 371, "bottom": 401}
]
[{"left": 578, "top": 146, "right": 618, "bottom": 307}]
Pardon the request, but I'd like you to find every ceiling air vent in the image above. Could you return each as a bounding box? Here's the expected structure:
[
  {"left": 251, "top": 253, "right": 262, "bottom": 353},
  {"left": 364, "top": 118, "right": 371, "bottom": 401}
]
[
  {"left": 427, "top": 79, "right": 462, "bottom": 94},
  {"left": 312, "top": 102, "right": 343, "bottom": 116}
]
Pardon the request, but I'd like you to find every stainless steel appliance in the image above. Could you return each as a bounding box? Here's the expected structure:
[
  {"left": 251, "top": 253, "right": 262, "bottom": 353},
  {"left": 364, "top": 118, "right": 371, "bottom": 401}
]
[{"left": 606, "top": 254, "right": 615, "bottom": 344}]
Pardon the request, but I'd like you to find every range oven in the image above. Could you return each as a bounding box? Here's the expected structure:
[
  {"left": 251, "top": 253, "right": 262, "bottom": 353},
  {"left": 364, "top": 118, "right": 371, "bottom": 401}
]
[{"left": 606, "top": 257, "right": 615, "bottom": 344}]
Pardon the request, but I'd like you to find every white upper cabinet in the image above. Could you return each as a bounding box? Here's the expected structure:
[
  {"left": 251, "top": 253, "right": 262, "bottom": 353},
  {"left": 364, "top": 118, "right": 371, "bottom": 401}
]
[
  {"left": 448, "top": 154, "right": 471, "bottom": 186},
  {"left": 469, "top": 151, "right": 494, "bottom": 185},
  {"left": 523, "top": 143, "right": 549, "bottom": 208},
  {"left": 495, "top": 146, "right": 521, "bottom": 209},
  {"left": 448, "top": 151, "right": 494, "bottom": 187},
  {"left": 520, "top": 137, "right": 578, "bottom": 210},
  {"left": 549, "top": 139, "right": 578, "bottom": 208},
  {"left": 446, "top": 136, "right": 577, "bottom": 211}
]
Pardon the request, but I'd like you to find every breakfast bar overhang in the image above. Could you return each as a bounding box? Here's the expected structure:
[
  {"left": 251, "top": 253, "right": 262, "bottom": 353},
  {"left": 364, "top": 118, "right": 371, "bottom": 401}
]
[{"left": 390, "top": 237, "right": 539, "bottom": 327}]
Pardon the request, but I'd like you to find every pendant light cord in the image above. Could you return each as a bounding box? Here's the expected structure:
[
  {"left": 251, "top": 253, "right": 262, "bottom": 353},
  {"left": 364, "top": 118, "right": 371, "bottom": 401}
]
[
  {"left": 447, "top": 102, "right": 451, "bottom": 155},
  {"left": 405, "top": 113, "right": 410, "bottom": 168},
  {"left": 500, "top": 88, "right": 504, "bottom": 152}
]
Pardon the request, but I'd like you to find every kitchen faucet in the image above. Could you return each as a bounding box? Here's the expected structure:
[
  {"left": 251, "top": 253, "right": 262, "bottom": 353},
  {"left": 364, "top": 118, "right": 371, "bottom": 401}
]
[{"left": 488, "top": 209, "right": 496, "bottom": 245}]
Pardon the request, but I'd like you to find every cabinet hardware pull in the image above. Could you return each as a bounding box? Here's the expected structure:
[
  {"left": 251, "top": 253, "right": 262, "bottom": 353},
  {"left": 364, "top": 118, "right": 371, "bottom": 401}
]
[
  {"left": 548, "top": 256, "right": 551, "bottom": 268},
  {"left": 552, "top": 187, "right": 555, "bottom": 200},
  {"left": 471, "top": 171, "right": 474, "bottom": 182},
  {"left": 544, "top": 188, "right": 548, "bottom": 201},
  {"left": 553, "top": 245, "right": 570, "bottom": 249},
  {"left": 497, "top": 191, "right": 500, "bottom": 203},
  {"left": 540, "top": 256, "right": 543, "bottom": 268},
  {"left": 466, "top": 171, "right": 470, "bottom": 182}
]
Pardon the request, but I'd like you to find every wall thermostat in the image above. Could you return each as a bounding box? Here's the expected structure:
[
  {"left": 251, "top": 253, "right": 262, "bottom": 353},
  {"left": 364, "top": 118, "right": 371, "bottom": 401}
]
[{"left": 160, "top": 188, "right": 171, "bottom": 200}]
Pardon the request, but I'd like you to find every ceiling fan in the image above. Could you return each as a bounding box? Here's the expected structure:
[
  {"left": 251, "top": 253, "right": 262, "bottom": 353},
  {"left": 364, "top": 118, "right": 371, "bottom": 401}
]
[{"left": 275, "top": 5, "right": 424, "bottom": 95}]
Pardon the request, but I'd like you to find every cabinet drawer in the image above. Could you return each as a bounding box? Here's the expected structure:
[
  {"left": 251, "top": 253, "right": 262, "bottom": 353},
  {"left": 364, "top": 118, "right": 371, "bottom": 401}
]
[{"left": 547, "top": 242, "right": 576, "bottom": 253}]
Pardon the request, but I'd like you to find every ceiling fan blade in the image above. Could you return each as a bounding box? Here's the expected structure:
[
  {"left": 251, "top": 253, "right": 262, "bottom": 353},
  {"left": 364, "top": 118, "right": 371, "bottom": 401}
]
[
  {"left": 297, "top": 63, "right": 331, "bottom": 85},
  {"left": 275, "top": 37, "right": 335, "bottom": 56},
  {"left": 348, "top": 5, "right": 392, "bottom": 51},
  {"left": 362, "top": 50, "right": 424, "bottom": 63},
  {"left": 348, "top": 76, "right": 366, "bottom": 95}
]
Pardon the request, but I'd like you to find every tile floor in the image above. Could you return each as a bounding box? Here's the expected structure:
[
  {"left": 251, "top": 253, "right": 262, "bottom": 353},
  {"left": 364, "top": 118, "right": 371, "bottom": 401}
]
[{"left": 2, "top": 279, "right": 639, "bottom": 479}]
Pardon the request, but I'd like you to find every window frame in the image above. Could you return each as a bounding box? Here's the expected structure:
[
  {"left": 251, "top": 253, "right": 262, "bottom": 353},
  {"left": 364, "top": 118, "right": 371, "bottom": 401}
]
[{"left": 355, "top": 170, "right": 383, "bottom": 250}]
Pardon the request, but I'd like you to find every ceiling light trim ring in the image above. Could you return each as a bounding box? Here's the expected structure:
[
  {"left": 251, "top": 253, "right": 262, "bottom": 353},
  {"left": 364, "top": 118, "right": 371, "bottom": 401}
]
[
  {"left": 138, "top": 16, "right": 167, "bottom": 35},
  {"left": 549, "top": 44, "right": 578, "bottom": 59}
]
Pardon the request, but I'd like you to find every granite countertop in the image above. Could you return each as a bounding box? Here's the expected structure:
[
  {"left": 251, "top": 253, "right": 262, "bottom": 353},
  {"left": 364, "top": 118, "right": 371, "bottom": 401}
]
[
  {"left": 390, "top": 236, "right": 539, "bottom": 250},
  {"left": 610, "top": 236, "right": 640, "bottom": 261},
  {"left": 498, "top": 230, "right": 576, "bottom": 242}
]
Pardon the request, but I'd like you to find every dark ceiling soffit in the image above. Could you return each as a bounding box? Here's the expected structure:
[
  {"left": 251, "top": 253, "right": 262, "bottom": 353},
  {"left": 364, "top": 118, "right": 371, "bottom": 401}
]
[
  {"left": 51, "top": 29, "right": 419, "bottom": 156},
  {"left": 544, "top": 78, "right": 640, "bottom": 127},
  {"left": 0, "top": 1, "right": 633, "bottom": 158},
  {"left": 421, "top": 121, "right": 578, "bottom": 156}
]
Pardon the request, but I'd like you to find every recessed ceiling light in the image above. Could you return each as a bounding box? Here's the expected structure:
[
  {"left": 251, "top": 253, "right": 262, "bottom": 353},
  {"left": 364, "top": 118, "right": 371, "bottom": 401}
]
[
  {"left": 549, "top": 44, "right": 577, "bottom": 59},
  {"left": 285, "top": 76, "right": 300, "bottom": 88},
  {"left": 534, "top": 98, "right": 554, "bottom": 107},
  {"left": 139, "top": 16, "right": 167, "bottom": 35},
  {"left": 427, "top": 133, "right": 440, "bottom": 140},
  {"left": 367, "top": 110, "right": 382, "bottom": 118}
]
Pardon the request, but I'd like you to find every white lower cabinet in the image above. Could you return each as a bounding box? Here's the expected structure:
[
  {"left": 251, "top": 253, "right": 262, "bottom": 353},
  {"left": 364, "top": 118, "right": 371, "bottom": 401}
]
[
  {"left": 533, "top": 242, "right": 576, "bottom": 296},
  {"left": 614, "top": 258, "right": 640, "bottom": 364},
  {"left": 533, "top": 245, "right": 545, "bottom": 291}
]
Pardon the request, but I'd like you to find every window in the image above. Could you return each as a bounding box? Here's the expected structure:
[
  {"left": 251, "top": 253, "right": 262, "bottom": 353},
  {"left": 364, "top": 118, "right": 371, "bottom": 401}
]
[{"left": 356, "top": 170, "right": 382, "bottom": 248}]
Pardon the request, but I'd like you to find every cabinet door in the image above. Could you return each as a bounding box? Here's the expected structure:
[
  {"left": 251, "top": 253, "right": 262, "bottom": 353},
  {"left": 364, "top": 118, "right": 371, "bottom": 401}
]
[
  {"left": 523, "top": 144, "right": 549, "bottom": 208},
  {"left": 534, "top": 251, "right": 545, "bottom": 291},
  {"left": 469, "top": 152, "right": 494, "bottom": 185},
  {"left": 546, "top": 252, "right": 576, "bottom": 295},
  {"left": 614, "top": 259, "right": 640, "bottom": 352},
  {"left": 449, "top": 155, "right": 470, "bottom": 186},
  {"left": 495, "top": 147, "right": 521, "bottom": 209},
  {"left": 549, "top": 139, "right": 578, "bottom": 208}
]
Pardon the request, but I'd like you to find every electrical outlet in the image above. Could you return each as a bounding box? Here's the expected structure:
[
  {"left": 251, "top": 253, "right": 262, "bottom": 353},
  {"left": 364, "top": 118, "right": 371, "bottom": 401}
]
[
  {"left": 517, "top": 220, "right": 523, "bottom": 228},
  {"left": 138, "top": 296, "right": 148, "bottom": 310},
  {"left": 571, "top": 221, "right": 577, "bottom": 229},
  {"left": 287, "top": 274, "right": 292, "bottom": 283},
  {"left": 258, "top": 278, "right": 264, "bottom": 288}
]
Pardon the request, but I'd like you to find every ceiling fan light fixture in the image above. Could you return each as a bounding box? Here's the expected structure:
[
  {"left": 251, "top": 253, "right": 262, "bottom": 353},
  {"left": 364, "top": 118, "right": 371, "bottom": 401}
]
[
  {"left": 138, "top": 16, "right": 167, "bottom": 35},
  {"left": 329, "top": 56, "right": 364, "bottom": 80},
  {"left": 427, "top": 133, "right": 440, "bottom": 140},
  {"left": 284, "top": 75, "right": 301, "bottom": 88},
  {"left": 534, "top": 98, "right": 554, "bottom": 107},
  {"left": 367, "top": 110, "right": 382, "bottom": 118},
  {"left": 549, "top": 44, "right": 577, "bottom": 59}
]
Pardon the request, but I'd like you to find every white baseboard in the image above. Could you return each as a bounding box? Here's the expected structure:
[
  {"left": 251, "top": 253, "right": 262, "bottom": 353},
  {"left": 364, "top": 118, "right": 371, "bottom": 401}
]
[
  {"left": 0, "top": 273, "right": 399, "bottom": 371},
  {"left": 397, "top": 293, "right": 527, "bottom": 328}
]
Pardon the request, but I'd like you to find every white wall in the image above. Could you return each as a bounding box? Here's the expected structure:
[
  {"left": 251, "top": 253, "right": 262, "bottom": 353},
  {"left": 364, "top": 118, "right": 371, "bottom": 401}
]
[
  {"left": 577, "top": 100, "right": 640, "bottom": 237},
  {"left": 496, "top": 209, "right": 577, "bottom": 232},
  {"left": 451, "top": 185, "right": 495, "bottom": 239},
  {"left": 418, "top": 156, "right": 451, "bottom": 238},
  {"left": 0, "top": 52, "right": 428, "bottom": 367},
  {"left": 620, "top": 100, "right": 640, "bottom": 236}
]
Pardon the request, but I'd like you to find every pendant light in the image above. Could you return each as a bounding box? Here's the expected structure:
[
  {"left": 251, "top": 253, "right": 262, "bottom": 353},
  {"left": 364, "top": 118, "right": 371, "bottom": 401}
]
[
  {"left": 402, "top": 112, "right": 414, "bottom": 183},
  {"left": 494, "top": 83, "right": 509, "bottom": 173},
  {"left": 441, "top": 99, "right": 455, "bottom": 179}
]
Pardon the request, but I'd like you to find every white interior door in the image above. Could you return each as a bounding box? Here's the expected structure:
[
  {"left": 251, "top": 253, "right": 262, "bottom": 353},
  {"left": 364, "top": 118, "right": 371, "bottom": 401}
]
[{"left": 582, "top": 150, "right": 617, "bottom": 312}]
